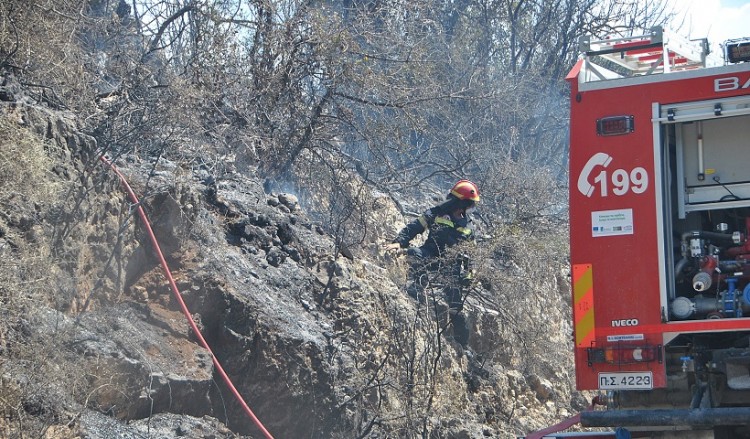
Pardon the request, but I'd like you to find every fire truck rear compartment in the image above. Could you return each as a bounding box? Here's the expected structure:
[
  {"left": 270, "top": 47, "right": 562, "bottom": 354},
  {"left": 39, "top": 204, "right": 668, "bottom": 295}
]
[
  {"left": 656, "top": 104, "right": 750, "bottom": 419},
  {"left": 662, "top": 106, "right": 750, "bottom": 323}
]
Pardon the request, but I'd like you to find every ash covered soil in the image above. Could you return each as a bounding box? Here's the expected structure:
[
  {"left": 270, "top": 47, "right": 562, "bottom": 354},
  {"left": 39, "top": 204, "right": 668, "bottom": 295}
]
[{"left": 0, "top": 99, "right": 584, "bottom": 438}]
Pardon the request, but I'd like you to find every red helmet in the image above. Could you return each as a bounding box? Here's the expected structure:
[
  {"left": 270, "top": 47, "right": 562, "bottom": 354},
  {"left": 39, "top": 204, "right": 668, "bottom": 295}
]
[{"left": 449, "top": 179, "right": 480, "bottom": 202}]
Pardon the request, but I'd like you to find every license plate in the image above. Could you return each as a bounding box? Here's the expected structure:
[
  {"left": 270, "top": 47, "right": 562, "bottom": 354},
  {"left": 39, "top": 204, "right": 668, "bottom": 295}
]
[{"left": 598, "top": 372, "right": 653, "bottom": 390}]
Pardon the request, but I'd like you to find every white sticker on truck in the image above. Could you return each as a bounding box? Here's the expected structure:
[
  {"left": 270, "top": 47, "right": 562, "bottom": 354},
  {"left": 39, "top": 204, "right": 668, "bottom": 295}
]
[
  {"left": 607, "top": 334, "right": 645, "bottom": 342},
  {"left": 592, "top": 208, "right": 634, "bottom": 237}
]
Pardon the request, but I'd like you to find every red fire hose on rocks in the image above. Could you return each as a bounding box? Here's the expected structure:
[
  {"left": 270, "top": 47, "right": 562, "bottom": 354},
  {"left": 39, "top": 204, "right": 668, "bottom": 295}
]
[{"left": 100, "top": 156, "right": 275, "bottom": 439}]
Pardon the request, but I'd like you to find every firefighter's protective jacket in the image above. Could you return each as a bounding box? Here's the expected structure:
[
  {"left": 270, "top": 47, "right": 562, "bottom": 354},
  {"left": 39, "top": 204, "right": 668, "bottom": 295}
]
[{"left": 393, "top": 200, "right": 475, "bottom": 261}]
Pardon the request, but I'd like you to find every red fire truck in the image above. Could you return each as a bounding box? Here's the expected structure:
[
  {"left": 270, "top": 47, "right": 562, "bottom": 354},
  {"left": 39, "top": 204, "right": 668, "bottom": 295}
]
[{"left": 531, "top": 27, "right": 750, "bottom": 439}]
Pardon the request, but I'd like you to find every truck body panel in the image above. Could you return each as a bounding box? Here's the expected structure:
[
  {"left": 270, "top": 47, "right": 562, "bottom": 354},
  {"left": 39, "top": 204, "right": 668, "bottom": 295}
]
[{"left": 567, "top": 28, "right": 750, "bottom": 412}]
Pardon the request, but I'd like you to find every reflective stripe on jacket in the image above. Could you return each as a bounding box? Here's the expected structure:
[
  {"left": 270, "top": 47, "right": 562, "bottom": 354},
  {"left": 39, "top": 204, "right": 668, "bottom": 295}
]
[{"left": 394, "top": 207, "right": 474, "bottom": 259}]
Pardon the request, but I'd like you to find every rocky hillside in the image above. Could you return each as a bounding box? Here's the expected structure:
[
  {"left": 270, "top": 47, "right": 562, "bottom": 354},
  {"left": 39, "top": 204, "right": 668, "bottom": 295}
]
[{"left": 0, "top": 79, "right": 584, "bottom": 438}]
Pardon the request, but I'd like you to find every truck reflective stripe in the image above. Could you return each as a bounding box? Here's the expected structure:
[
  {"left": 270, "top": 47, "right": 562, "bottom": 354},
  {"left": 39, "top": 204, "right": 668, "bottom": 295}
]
[{"left": 573, "top": 264, "right": 595, "bottom": 347}]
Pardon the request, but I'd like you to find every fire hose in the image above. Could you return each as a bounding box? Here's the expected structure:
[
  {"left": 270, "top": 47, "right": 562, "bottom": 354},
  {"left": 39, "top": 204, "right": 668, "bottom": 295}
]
[
  {"left": 100, "top": 156, "right": 274, "bottom": 439},
  {"left": 524, "top": 396, "right": 602, "bottom": 439}
]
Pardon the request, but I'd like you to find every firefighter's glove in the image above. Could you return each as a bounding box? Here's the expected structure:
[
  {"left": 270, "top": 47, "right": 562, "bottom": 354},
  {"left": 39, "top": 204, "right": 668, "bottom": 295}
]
[
  {"left": 385, "top": 242, "right": 401, "bottom": 252},
  {"left": 384, "top": 242, "right": 406, "bottom": 256}
]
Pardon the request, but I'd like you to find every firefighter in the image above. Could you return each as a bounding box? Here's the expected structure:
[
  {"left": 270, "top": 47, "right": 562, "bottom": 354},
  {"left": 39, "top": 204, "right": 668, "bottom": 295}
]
[{"left": 385, "top": 179, "right": 480, "bottom": 348}]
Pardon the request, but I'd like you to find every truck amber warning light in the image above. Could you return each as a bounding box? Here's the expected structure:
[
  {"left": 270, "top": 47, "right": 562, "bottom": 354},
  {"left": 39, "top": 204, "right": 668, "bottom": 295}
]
[
  {"left": 726, "top": 38, "right": 750, "bottom": 64},
  {"left": 596, "top": 115, "right": 634, "bottom": 136}
]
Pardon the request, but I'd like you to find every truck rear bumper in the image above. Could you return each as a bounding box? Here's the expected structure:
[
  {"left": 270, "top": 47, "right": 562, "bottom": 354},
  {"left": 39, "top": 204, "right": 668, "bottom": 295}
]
[{"left": 581, "top": 407, "right": 750, "bottom": 427}]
